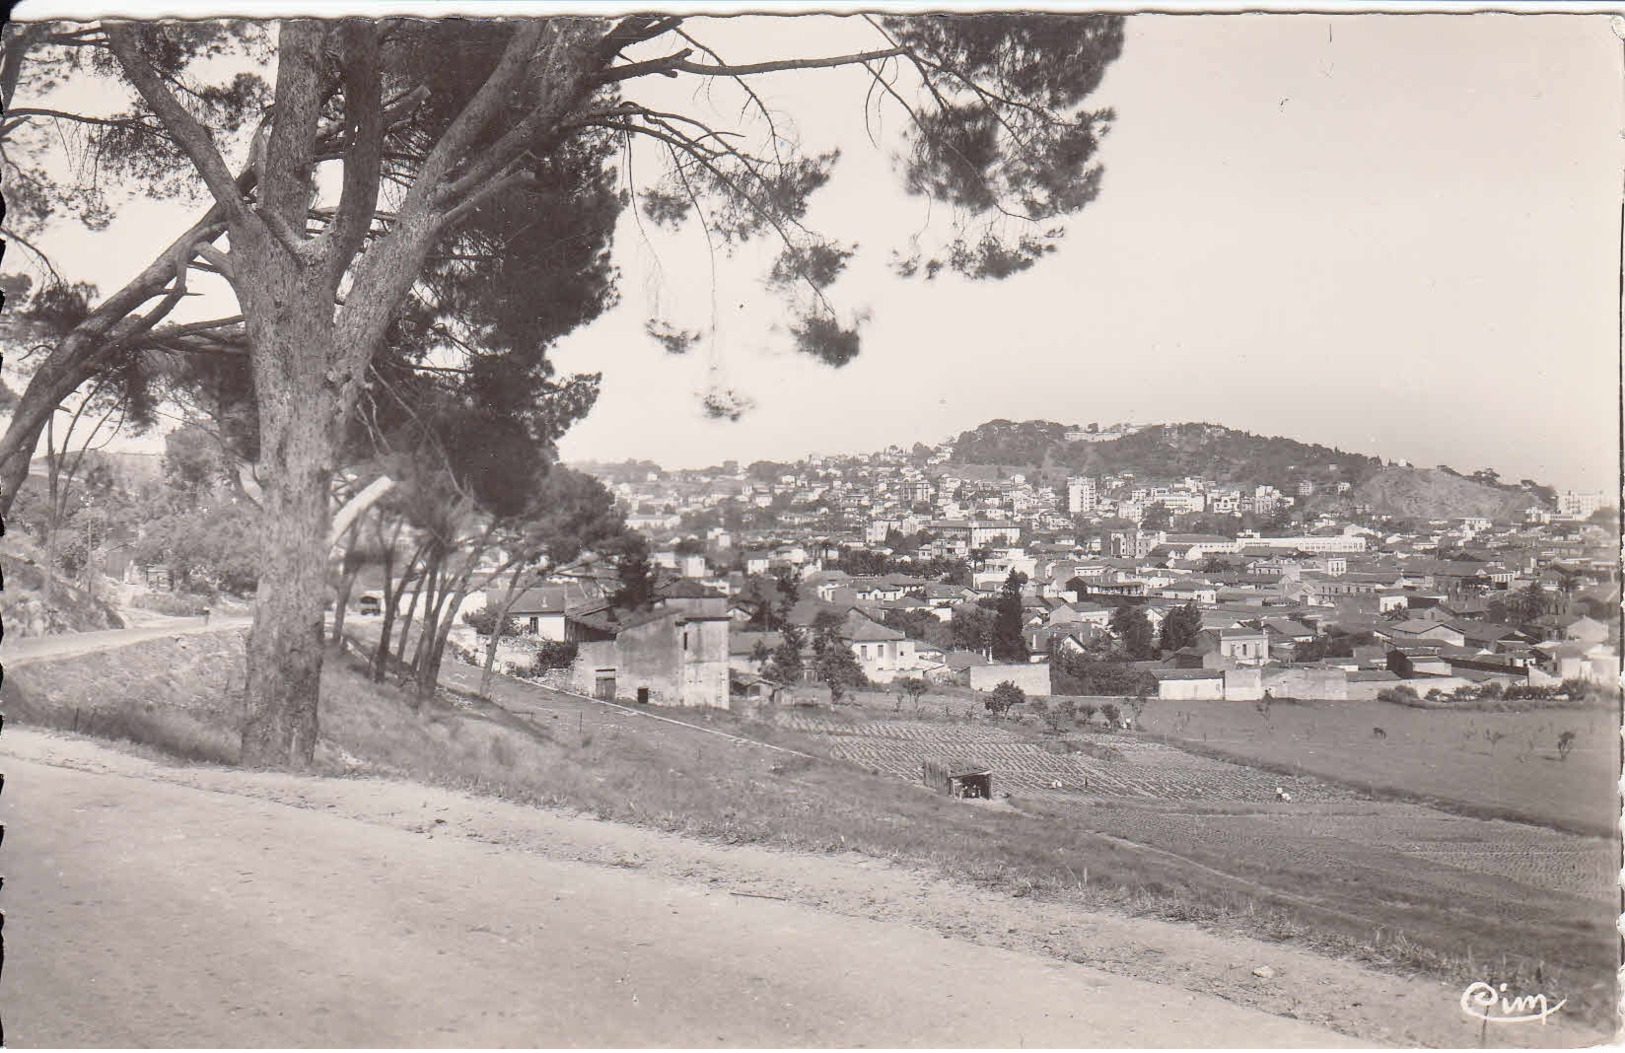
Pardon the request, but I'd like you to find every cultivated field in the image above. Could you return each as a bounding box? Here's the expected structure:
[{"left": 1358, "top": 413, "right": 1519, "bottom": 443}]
[
  {"left": 1133, "top": 696, "right": 1619, "bottom": 835},
  {"left": 778, "top": 713, "right": 1363, "bottom": 803},
  {"left": 774, "top": 704, "right": 1621, "bottom": 1028}
]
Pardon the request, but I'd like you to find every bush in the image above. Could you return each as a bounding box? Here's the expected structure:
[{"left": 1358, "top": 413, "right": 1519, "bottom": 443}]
[
  {"left": 463, "top": 605, "right": 521, "bottom": 638},
  {"left": 532, "top": 640, "right": 578, "bottom": 671},
  {"left": 1377, "top": 685, "right": 1421, "bottom": 705},
  {"left": 894, "top": 675, "right": 931, "bottom": 705},
  {"left": 986, "top": 680, "right": 1025, "bottom": 719}
]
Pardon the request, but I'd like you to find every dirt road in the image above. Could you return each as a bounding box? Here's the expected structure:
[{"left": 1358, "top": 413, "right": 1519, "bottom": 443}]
[
  {"left": 3, "top": 616, "right": 253, "bottom": 667},
  {"left": 0, "top": 729, "right": 1359, "bottom": 1048}
]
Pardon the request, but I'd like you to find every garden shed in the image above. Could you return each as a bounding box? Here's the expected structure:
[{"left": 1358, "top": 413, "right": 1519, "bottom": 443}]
[{"left": 922, "top": 758, "right": 994, "bottom": 800}]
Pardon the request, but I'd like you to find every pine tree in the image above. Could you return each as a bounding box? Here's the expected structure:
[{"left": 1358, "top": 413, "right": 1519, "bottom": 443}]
[
  {"left": 1158, "top": 602, "right": 1203, "bottom": 653},
  {"left": 991, "top": 569, "right": 1030, "bottom": 662}
]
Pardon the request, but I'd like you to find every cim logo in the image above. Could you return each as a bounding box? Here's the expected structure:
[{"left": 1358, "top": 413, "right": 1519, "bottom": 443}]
[{"left": 1460, "top": 981, "right": 1567, "bottom": 1026}]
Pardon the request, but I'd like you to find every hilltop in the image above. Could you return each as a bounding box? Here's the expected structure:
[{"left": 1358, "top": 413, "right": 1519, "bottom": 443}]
[
  {"left": 950, "top": 420, "right": 1383, "bottom": 489},
  {"left": 1352, "top": 466, "right": 1542, "bottom": 521}
]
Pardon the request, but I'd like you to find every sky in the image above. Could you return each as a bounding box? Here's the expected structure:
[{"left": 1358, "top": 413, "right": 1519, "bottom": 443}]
[{"left": 11, "top": 11, "right": 1623, "bottom": 492}]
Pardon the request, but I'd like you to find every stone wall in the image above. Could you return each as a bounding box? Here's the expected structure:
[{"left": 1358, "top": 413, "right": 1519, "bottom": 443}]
[{"left": 968, "top": 661, "right": 1053, "bottom": 696}]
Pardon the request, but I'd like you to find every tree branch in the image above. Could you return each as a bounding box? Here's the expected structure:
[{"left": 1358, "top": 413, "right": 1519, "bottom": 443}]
[
  {"left": 1, "top": 226, "right": 64, "bottom": 284},
  {"left": 104, "top": 25, "right": 250, "bottom": 226},
  {"left": 196, "top": 242, "right": 235, "bottom": 280},
  {"left": 1, "top": 107, "right": 166, "bottom": 135},
  {"left": 409, "top": 22, "right": 545, "bottom": 213},
  {"left": 319, "top": 22, "right": 386, "bottom": 287},
  {"left": 602, "top": 46, "right": 908, "bottom": 85},
  {"left": 258, "top": 20, "right": 328, "bottom": 232}
]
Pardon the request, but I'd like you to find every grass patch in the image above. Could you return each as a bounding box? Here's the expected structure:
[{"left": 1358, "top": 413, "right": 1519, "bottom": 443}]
[
  {"left": 2, "top": 676, "right": 239, "bottom": 764},
  {"left": 1138, "top": 696, "right": 1619, "bottom": 836}
]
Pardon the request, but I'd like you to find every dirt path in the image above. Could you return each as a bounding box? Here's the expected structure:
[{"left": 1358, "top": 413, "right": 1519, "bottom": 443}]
[
  {"left": 1, "top": 729, "right": 1365, "bottom": 1048},
  {"left": 3, "top": 730, "right": 1608, "bottom": 1048},
  {"left": 3, "top": 616, "right": 253, "bottom": 666}
]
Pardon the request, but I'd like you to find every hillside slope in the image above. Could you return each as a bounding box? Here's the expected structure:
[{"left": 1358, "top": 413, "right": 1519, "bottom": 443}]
[
  {"left": 1353, "top": 467, "right": 1539, "bottom": 521},
  {"left": 0, "top": 551, "right": 124, "bottom": 637},
  {"left": 951, "top": 420, "right": 1383, "bottom": 490}
]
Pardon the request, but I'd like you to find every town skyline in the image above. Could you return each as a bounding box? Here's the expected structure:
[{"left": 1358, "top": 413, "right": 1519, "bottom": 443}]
[{"left": 563, "top": 414, "right": 1611, "bottom": 498}]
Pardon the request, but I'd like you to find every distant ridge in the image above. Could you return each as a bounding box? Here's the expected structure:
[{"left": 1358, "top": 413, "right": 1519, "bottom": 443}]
[{"left": 949, "top": 420, "right": 1383, "bottom": 490}]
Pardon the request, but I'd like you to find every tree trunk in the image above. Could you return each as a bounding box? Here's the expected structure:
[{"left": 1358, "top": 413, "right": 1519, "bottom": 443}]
[
  {"left": 240, "top": 410, "right": 333, "bottom": 767},
  {"left": 416, "top": 568, "right": 477, "bottom": 703},
  {"left": 373, "top": 541, "right": 422, "bottom": 682},
  {"left": 330, "top": 558, "right": 361, "bottom": 654},
  {"left": 408, "top": 550, "right": 445, "bottom": 677},
  {"left": 395, "top": 559, "right": 427, "bottom": 666},
  {"left": 411, "top": 557, "right": 456, "bottom": 704},
  {"left": 479, "top": 566, "right": 528, "bottom": 698},
  {"left": 237, "top": 255, "right": 343, "bottom": 769}
]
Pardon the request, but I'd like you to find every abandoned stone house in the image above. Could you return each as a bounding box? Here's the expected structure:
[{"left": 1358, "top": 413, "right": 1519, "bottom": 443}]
[{"left": 564, "top": 581, "right": 731, "bottom": 708}]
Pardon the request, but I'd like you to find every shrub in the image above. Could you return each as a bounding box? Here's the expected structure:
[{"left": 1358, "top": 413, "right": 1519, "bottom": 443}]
[
  {"left": 1048, "top": 695, "right": 1077, "bottom": 732},
  {"left": 1377, "top": 685, "right": 1421, "bottom": 705},
  {"left": 985, "top": 680, "right": 1025, "bottom": 719},
  {"left": 1100, "top": 701, "right": 1122, "bottom": 728},
  {"left": 895, "top": 675, "right": 931, "bottom": 706},
  {"left": 463, "top": 605, "right": 521, "bottom": 638},
  {"left": 533, "top": 640, "right": 578, "bottom": 671}
]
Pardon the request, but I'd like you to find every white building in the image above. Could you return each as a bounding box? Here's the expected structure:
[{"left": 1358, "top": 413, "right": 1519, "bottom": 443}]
[
  {"left": 1557, "top": 490, "right": 1605, "bottom": 519},
  {"left": 1066, "top": 476, "right": 1098, "bottom": 514}
]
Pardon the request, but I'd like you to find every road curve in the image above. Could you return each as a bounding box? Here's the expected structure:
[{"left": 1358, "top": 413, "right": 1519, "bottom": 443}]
[{"left": 0, "top": 739, "right": 1358, "bottom": 1048}]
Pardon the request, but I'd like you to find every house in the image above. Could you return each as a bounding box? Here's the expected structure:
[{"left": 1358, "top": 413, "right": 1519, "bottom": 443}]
[
  {"left": 565, "top": 587, "right": 732, "bottom": 708},
  {"left": 1561, "top": 615, "right": 1611, "bottom": 646},
  {"left": 1533, "top": 640, "right": 1621, "bottom": 684},
  {"left": 486, "top": 580, "right": 596, "bottom": 641},
  {"left": 1028, "top": 622, "right": 1109, "bottom": 656},
  {"left": 1192, "top": 627, "right": 1270, "bottom": 666},
  {"left": 1380, "top": 619, "right": 1467, "bottom": 648},
  {"left": 1258, "top": 617, "right": 1316, "bottom": 645},
  {"left": 1386, "top": 646, "right": 1455, "bottom": 678},
  {"left": 1442, "top": 619, "right": 1521, "bottom": 650},
  {"left": 841, "top": 611, "right": 919, "bottom": 684},
  {"left": 941, "top": 649, "right": 990, "bottom": 683},
  {"left": 729, "top": 630, "right": 783, "bottom": 674}
]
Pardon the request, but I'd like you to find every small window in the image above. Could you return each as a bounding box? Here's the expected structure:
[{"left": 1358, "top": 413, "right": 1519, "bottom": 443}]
[{"left": 683, "top": 631, "right": 689, "bottom": 649}]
